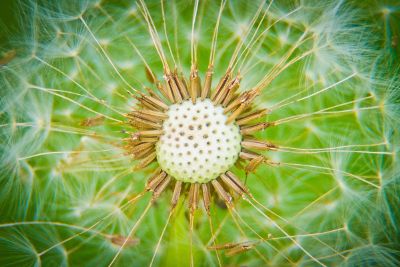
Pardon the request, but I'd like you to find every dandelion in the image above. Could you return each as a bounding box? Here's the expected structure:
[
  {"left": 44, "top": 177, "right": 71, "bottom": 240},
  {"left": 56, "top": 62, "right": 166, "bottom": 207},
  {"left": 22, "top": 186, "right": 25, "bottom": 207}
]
[{"left": 0, "top": 0, "right": 399, "bottom": 266}]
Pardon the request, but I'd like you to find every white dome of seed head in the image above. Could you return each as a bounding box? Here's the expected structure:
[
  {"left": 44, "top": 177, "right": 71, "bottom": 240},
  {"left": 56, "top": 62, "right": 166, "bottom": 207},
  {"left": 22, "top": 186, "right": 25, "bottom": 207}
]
[{"left": 156, "top": 99, "right": 242, "bottom": 183}]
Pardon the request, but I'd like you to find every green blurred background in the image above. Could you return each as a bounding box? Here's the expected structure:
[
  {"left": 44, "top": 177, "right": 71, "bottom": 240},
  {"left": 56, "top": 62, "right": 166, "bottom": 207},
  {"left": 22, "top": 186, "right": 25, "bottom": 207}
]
[{"left": 1, "top": 0, "right": 400, "bottom": 61}]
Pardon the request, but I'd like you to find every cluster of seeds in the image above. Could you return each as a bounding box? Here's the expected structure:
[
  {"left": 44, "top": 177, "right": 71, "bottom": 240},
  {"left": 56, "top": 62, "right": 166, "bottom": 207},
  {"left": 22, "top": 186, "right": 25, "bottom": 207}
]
[
  {"left": 156, "top": 99, "right": 241, "bottom": 183},
  {"left": 125, "top": 62, "right": 275, "bottom": 208}
]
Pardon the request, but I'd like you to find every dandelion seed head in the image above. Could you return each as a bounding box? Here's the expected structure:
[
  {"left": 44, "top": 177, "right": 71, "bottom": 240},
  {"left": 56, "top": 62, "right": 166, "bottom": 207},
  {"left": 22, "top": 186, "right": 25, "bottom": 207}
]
[
  {"left": 128, "top": 6, "right": 137, "bottom": 16},
  {"left": 381, "top": 7, "right": 391, "bottom": 16},
  {"left": 156, "top": 99, "right": 241, "bottom": 183},
  {"left": 62, "top": 109, "right": 72, "bottom": 117},
  {"left": 105, "top": 82, "right": 118, "bottom": 93},
  {"left": 0, "top": 0, "right": 398, "bottom": 266},
  {"left": 99, "top": 38, "right": 111, "bottom": 47},
  {"left": 68, "top": 49, "right": 79, "bottom": 58}
]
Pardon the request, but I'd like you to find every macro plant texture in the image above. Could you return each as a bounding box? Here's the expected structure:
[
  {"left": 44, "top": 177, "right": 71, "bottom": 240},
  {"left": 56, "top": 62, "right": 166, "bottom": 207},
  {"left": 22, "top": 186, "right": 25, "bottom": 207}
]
[{"left": 1, "top": 0, "right": 400, "bottom": 266}]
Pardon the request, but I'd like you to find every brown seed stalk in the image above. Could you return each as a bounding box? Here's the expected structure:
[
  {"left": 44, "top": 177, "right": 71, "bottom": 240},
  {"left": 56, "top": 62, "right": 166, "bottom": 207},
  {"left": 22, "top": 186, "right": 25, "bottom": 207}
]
[
  {"left": 241, "top": 139, "right": 276, "bottom": 150},
  {"left": 213, "top": 77, "right": 234, "bottom": 105},
  {"left": 220, "top": 173, "right": 243, "bottom": 196},
  {"left": 132, "top": 145, "right": 154, "bottom": 159},
  {"left": 146, "top": 171, "right": 167, "bottom": 192},
  {"left": 211, "top": 68, "right": 231, "bottom": 101},
  {"left": 137, "top": 93, "right": 169, "bottom": 111},
  {"left": 239, "top": 150, "right": 262, "bottom": 161},
  {"left": 240, "top": 122, "right": 273, "bottom": 135},
  {"left": 188, "top": 183, "right": 200, "bottom": 214},
  {"left": 225, "top": 171, "right": 251, "bottom": 196},
  {"left": 80, "top": 115, "right": 105, "bottom": 127},
  {"left": 129, "top": 116, "right": 162, "bottom": 129},
  {"left": 166, "top": 72, "right": 183, "bottom": 103},
  {"left": 129, "top": 142, "right": 154, "bottom": 154},
  {"left": 225, "top": 242, "right": 256, "bottom": 256},
  {"left": 110, "top": 235, "right": 140, "bottom": 247},
  {"left": 211, "top": 180, "right": 232, "bottom": 205},
  {"left": 190, "top": 64, "right": 201, "bottom": 103},
  {"left": 222, "top": 75, "right": 242, "bottom": 107},
  {"left": 226, "top": 103, "right": 246, "bottom": 124},
  {"left": 152, "top": 175, "right": 171, "bottom": 200},
  {"left": 201, "top": 183, "right": 211, "bottom": 215},
  {"left": 236, "top": 109, "right": 269, "bottom": 125},
  {"left": 224, "top": 88, "right": 259, "bottom": 114},
  {"left": 173, "top": 72, "right": 190, "bottom": 100},
  {"left": 134, "top": 130, "right": 163, "bottom": 137},
  {"left": 170, "top": 181, "right": 183, "bottom": 210},
  {"left": 131, "top": 109, "right": 168, "bottom": 122},
  {"left": 245, "top": 155, "right": 265, "bottom": 174},
  {"left": 135, "top": 151, "right": 156, "bottom": 169},
  {"left": 201, "top": 65, "right": 213, "bottom": 100}
]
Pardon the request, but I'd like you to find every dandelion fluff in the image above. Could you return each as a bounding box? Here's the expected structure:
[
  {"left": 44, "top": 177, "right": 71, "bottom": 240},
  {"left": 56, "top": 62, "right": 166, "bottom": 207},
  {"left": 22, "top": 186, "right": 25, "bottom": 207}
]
[{"left": 0, "top": 0, "right": 399, "bottom": 266}]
